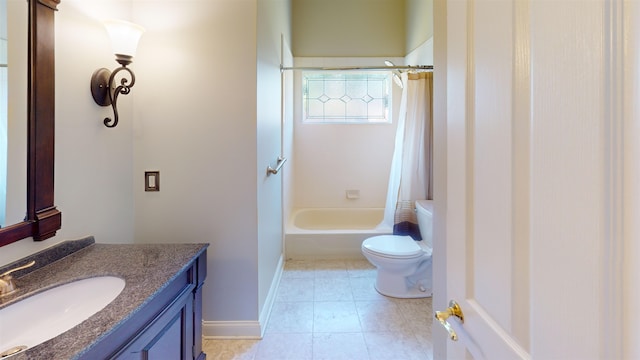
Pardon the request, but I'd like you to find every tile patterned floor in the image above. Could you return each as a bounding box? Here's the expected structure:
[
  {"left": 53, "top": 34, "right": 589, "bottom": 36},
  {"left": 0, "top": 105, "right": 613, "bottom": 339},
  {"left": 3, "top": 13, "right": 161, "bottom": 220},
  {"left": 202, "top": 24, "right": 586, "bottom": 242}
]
[{"left": 202, "top": 259, "right": 433, "bottom": 360}]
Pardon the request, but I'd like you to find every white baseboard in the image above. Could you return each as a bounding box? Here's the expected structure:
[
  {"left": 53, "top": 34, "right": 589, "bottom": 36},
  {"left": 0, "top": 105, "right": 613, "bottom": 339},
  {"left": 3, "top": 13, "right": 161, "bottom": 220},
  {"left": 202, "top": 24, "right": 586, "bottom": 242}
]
[
  {"left": 202, "top": 320, "right": 262, "bottom": 339},
  {"left": 258, "top": 254, "right": 284, "bottom": 337},
  {"left": 202, "top": 255, "right": 284, "bottom": 340}
]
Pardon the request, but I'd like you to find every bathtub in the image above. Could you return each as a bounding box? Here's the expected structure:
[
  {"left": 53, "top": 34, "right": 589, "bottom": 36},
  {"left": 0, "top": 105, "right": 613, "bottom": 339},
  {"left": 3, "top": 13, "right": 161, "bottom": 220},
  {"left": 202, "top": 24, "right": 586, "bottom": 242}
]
[{"left": 285, "top": 208, "right": 392, "bottom": 259}]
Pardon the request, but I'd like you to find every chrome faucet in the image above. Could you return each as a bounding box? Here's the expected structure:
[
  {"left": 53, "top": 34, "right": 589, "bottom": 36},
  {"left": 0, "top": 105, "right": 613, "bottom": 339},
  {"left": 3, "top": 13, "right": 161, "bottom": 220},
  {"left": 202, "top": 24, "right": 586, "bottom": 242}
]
[{"left": 0, "top": 260, "right": 35, "bottom": 297}]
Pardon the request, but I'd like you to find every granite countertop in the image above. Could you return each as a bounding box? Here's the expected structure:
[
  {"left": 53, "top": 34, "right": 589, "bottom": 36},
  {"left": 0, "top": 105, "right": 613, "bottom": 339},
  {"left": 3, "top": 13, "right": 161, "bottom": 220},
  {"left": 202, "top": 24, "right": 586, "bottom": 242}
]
[{"left": 0, "top": 236, "right": 208, "bottom": 360}]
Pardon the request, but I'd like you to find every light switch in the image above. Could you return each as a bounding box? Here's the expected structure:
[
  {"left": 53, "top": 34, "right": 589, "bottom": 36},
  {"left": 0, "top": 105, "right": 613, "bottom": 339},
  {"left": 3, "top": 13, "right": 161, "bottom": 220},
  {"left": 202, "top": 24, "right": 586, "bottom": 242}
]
[{"left": 145, "top": 171, "right": 159, "bottom": 191}]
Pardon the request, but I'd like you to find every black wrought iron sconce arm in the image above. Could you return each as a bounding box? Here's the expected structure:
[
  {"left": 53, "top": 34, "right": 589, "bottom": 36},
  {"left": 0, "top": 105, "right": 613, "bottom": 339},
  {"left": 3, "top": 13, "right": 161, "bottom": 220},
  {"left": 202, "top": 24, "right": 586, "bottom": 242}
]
[
  {"left": 90, "top": 62, "right": 136, "bottom": 128},
  {"left": 90, "top": 19, "right": 144, "bottom": 128}
]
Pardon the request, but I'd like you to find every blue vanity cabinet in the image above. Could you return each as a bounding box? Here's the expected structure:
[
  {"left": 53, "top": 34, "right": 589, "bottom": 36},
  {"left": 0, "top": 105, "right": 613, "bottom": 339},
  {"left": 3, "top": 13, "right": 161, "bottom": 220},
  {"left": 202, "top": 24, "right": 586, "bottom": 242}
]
[{"left": 78, "top": 251, "right": 207, "bottom": 360}]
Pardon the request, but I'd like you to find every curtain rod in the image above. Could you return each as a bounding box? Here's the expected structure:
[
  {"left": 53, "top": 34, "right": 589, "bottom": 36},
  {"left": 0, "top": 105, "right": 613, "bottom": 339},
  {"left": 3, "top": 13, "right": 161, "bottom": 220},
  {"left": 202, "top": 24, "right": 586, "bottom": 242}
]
[{"left": 280, "top": 65, "right": 433, "bottom": 72}]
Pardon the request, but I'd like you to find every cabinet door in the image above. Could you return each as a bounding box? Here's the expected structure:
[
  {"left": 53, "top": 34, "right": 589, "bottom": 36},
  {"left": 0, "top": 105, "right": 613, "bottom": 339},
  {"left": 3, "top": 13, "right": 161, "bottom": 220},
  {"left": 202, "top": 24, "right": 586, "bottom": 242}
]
[
  {"left": 144, "top": 313, "right": 184, "bottom": 359},
  {"left": 114, "top": 289, "right": 193, "bottom": 360}
]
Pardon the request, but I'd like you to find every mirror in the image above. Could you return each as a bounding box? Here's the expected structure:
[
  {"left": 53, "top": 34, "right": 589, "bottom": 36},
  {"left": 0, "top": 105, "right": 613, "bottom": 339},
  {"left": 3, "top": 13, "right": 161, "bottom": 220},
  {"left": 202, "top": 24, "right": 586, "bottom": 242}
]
[
  {"left": 0, "top": 0, "right": 61, "bottom": 247},
  {"left": 1, "top": 0, "right": 28, "bottom": 229},
  {"left": 0, "top": 0, "right": 7, "bottom": 227}
]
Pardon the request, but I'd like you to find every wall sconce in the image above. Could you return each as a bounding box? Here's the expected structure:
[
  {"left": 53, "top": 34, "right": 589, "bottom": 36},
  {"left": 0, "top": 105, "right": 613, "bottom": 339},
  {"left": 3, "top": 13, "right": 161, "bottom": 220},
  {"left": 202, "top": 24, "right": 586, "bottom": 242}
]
[{"left": 90, "top": 20, "right": 145, "bottom": 128}]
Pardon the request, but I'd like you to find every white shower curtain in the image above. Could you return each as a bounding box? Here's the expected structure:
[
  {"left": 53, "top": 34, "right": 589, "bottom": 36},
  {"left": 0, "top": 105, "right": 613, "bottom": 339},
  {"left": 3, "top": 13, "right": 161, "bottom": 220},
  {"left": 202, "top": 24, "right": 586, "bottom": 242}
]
[{"left": 380, "top": 72, "right": 433, "bottom": 239}]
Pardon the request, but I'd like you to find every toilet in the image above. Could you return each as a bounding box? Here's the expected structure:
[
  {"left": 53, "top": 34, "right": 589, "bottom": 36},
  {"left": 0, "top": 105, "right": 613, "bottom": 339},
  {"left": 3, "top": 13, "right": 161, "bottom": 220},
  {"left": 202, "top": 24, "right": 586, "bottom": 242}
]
[{"left": 361, "top": 200, "right": 433, "bottom": 298}]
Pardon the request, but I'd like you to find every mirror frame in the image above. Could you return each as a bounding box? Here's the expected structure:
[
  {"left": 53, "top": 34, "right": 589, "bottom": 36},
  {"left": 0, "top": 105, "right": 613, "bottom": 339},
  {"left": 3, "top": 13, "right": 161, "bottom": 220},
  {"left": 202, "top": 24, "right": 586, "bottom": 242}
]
[{"left": 0, "top": 0, "right": 61, "bottom": 247}]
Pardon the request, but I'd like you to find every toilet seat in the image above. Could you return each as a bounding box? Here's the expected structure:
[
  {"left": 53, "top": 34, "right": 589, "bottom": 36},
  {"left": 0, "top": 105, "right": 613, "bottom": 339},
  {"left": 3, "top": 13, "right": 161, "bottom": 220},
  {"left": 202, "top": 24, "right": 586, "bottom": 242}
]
[{"left": 362, "top": 235, "right": 423, "bottom": 258}]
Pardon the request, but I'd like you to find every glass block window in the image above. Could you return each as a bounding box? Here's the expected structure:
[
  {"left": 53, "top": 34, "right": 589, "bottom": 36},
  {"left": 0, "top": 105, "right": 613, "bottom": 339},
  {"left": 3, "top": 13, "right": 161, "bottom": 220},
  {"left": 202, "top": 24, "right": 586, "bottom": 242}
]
[{"left": 302, "top": 72, "right": 392, "bottom": 124}]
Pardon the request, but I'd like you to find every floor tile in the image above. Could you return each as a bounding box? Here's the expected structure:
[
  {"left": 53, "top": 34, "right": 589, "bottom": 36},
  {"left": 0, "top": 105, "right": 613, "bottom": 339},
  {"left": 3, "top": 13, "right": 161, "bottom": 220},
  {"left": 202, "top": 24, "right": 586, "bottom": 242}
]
[
  {"left": 276, "top": 277, "right": 315, "bottom": 302},
  {"left": 397, "top": 297, "right": 433, "bottom": 335},
  {"left": 363, "top": 331, "right": 432, "bottom": 360},
  {"left": 203, "top": 259, "right": 433, "bottom": 360},
  {"left": 313, "top": 301, "right": 362, "bottom": 333},
  {"left": 314, "top": 259, "right": 349, "bottom": 278},
  {"left": 202, "top": 339, "right": 259, "bottom": 360},
  {"left": 356, "top": 300, "right": 408, "bottom": 332},
  {"left": 314, "top": 277, "right": 353, "bottom": 301},
  {"left": 312, "top": 332, "right": 370, "bottom": 360},
  {"left": 282, "top": 260, "right": 316, "bottom": 279},
  {"left": 266, "top": 301, "right": 314, "bottom": 333},
  {"left": 349, "top": 277, "right": 388, "bottom": 301},
  {"left": 346, "top": 259, "right": 377, "bottom": 278},
  {"left": 254, "top": 333, "right": 313, "bottom": 360}
]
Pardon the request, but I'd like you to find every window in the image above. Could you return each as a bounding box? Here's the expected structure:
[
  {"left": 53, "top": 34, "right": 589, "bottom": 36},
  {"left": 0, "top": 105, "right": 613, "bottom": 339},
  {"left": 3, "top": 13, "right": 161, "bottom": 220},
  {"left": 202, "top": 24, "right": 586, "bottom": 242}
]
[{"left": 302, "top": 71, "right": 392, "bottom": 124}]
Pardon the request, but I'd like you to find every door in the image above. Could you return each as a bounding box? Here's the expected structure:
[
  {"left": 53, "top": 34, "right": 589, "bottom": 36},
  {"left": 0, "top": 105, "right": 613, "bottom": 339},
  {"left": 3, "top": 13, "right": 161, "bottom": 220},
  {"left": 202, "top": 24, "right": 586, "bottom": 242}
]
[{"left": 433, "top": 0, "right": 625, "bottom": 358}]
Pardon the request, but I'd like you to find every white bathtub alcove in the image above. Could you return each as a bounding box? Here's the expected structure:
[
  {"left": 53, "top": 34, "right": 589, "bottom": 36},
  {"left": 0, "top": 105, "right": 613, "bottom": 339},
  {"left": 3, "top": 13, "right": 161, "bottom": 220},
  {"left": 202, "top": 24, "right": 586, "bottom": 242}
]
[{"left": 285, "top": 208, "right": 392, "bottom": 260}]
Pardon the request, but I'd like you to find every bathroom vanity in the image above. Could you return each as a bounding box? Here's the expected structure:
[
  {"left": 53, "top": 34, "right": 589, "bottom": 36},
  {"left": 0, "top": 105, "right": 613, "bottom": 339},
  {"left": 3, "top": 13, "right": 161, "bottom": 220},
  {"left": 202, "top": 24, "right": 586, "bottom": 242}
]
[{"left": 0, "top": 237, "right": 208, "bottom": 359}]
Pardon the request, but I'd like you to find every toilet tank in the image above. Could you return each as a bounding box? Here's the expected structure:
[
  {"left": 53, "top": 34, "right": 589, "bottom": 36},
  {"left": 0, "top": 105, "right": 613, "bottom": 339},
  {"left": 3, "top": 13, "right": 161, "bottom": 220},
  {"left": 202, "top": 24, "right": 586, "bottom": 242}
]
[{"left": 415, "top": 200, "right": 433, "bottom": 249}]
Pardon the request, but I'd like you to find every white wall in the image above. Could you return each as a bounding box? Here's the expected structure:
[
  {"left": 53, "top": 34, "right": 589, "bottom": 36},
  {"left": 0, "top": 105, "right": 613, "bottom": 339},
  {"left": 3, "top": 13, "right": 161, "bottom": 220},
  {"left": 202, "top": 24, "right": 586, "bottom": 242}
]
[
  {"left": 292, "top": 0, "right": 406, "bottom": 57},
  {"left": 1, "top": 0, "right": 290, "bottom": 336},
  {"left": 131, "top": 0, "right": 259, "bottom": 327},
  {"left": 55, "top": 0, "right": 135, "bottom": 245},
  {"left": 131, "top": 0, "right": 291, "bottom": 334},
  {"left": 0, "top": 0, "right": 431, "bottom": 340},
  {"left": 406, "top": 0, "right": 433, "bottom": 54},
  {"left": 0, "top": 0, "right": 136, "bottom": 266},
  {"left": 405, "top": 37, "right": 433, "bottom": 66},
  {"left": 281, "top": 40, "right": 294, "bottom": 243},
  {"left": 256, "top": 0, "right": 291, "bottom": 326},
  {"left": 289, "top": 33, "right": 432, "bottom": 213},
  {"left": 291, "top": 57, "right": 402, "bottom": 211}
]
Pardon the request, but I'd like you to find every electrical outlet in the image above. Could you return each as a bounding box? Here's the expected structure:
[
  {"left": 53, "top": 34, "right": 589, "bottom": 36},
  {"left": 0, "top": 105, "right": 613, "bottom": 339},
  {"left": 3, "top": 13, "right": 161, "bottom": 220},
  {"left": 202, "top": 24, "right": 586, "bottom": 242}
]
[{"left": 346, "top": 189, "right": 360, "bottom": 199}]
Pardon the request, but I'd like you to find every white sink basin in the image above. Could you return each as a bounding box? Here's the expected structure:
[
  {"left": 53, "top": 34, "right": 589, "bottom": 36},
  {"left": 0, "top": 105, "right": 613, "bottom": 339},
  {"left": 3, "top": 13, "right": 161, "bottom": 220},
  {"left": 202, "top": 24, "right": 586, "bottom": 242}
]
[{"left": 0, "top": 276, "right": 125, "bottom": 357}]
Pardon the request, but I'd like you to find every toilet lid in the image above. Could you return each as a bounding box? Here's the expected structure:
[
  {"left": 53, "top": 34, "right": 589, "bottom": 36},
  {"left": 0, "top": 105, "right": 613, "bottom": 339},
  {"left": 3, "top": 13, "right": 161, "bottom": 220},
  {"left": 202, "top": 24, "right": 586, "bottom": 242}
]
[{"left": 362, "top": 235, "right": 423, "bottom": 257}]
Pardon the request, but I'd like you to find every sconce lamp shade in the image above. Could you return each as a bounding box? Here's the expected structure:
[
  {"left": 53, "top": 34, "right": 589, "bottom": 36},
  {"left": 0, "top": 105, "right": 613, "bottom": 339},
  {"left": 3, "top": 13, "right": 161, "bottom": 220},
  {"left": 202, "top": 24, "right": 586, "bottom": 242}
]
[{"left": 103, "top": 19, "right": 145, "bottom": 65}]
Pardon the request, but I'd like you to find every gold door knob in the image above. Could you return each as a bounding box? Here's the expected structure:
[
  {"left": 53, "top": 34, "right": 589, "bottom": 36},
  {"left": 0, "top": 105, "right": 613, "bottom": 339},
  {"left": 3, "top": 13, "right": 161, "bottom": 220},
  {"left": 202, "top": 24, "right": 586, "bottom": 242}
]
[{"left": 435, "top": 300, "right": 464, "bottom": 341}]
